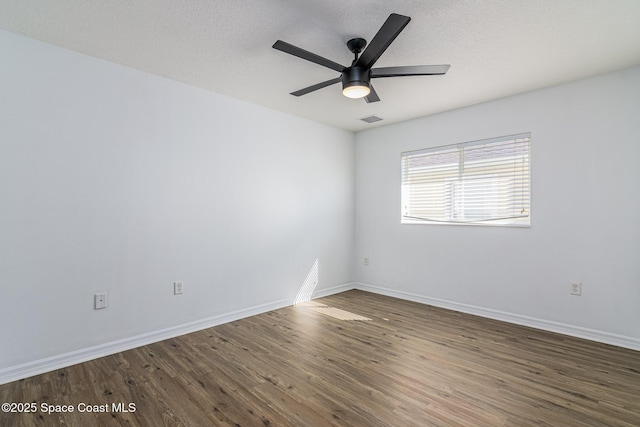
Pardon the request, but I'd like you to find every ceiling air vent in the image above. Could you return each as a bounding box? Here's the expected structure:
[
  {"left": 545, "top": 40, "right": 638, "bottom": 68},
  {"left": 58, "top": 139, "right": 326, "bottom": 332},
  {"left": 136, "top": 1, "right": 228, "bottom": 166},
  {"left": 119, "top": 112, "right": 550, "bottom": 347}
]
[{"left": 360, "top": 115, "right": 383, "bottom": 123}]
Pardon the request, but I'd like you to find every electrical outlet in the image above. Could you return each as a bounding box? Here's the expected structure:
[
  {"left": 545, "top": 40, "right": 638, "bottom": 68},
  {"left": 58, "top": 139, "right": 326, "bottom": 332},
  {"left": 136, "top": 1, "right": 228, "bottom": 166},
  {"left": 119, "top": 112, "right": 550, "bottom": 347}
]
[
  {"left": 94, "top": 292, "right": 108, "bottom": 309},
  {"left": 364, "top": 257, "right": 369, "bottom": 266},
  {"left": 570, "top": 282, "right": 582, "bottom": 296},
  {"left": 174, "top": 281, "right": 183, "bottom": 295}
]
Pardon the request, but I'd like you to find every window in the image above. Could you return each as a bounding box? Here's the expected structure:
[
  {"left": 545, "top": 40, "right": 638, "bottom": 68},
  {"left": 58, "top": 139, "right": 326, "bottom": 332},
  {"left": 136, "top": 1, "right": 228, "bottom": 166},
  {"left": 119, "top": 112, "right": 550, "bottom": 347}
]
[{"left": 401, "top": 133, "right": 530, "bottom": 227}]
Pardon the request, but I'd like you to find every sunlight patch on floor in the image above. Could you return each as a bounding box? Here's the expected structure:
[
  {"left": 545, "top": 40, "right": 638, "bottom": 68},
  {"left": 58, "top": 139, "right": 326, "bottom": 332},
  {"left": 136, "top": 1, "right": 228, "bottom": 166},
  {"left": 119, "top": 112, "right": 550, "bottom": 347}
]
[{"left": 297, "top": 301, "right": 371, "bottom": 321}]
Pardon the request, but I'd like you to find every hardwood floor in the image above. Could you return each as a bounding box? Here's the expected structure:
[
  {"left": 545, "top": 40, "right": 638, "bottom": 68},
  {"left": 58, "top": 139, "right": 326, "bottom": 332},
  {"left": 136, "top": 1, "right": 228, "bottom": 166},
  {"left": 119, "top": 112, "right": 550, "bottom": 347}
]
[{"left": 1, "top": 290, "right": 639, "bottom": 426}]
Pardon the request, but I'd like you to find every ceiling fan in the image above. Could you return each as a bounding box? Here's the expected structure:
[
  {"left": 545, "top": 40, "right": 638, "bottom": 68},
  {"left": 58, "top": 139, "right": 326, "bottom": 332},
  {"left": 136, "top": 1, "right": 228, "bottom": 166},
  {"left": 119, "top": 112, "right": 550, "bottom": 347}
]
[{"left": 272, "top": 13, "right": 450, "bottom": 103}]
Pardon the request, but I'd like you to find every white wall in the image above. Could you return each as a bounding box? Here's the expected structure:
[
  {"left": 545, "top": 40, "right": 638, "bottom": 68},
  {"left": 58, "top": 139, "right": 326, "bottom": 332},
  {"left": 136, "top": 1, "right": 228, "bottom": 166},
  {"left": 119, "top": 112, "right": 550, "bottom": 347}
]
[
  {"left": 0, "top": 30, "right": 355, "bottom": 374},
  {"left": 355, "top": 66, "right": 640, "bottom": 348}
]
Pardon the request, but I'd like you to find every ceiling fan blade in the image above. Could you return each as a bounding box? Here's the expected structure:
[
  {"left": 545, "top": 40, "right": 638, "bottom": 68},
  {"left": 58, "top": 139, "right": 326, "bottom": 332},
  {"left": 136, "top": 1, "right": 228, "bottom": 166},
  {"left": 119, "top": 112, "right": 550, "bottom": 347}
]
[
  {"left": 364, "top": 85, "right": 380, "bottom": 103},
  {"left": 371, "top": 64, "right": 451, "bottom": 78},
  {"left": 291, "top": 77, "right": 342, "bottom": 96},
  {"left": 371, "top": 64, "right": 450, "bottom": 78},
  {"left": 355, "top": 13, "right": 411, "bottom": 70},
  {"left": 273, "top": 40, "right": 345, "bottom": 73}
]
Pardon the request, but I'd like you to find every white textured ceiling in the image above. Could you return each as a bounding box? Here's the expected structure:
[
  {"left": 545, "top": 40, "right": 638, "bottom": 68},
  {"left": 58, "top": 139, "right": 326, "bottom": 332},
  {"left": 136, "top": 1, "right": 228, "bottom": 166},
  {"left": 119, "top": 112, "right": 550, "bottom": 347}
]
[{"left": 1, "top": 0, "right": 640, "bottom": 132}]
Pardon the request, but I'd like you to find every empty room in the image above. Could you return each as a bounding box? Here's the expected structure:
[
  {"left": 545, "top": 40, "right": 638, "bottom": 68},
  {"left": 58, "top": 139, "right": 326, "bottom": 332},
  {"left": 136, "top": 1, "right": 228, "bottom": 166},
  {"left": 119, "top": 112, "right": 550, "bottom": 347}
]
[{"left": 1, "top": 1, "right": 639, "bottom": 426}]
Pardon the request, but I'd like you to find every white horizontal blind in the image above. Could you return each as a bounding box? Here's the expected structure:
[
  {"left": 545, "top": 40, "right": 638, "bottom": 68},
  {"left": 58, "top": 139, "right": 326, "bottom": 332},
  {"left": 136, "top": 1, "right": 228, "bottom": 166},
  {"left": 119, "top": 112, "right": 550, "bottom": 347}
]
[{"left": 401, "top": 133, "right": 530, "bottom": 226}]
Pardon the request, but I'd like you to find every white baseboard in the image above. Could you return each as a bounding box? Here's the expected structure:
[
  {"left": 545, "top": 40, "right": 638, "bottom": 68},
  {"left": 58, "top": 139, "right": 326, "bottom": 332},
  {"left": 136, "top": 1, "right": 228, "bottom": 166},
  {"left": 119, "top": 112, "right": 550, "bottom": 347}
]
[
  {"left": 312, "top": 282, "right": 356, "bottom": 299},
  {"left": 0, "top": 297, "right": 294, "bottom": 385},
  {"left": 354, "top": 282, "right": 640, "bottom": 352}
]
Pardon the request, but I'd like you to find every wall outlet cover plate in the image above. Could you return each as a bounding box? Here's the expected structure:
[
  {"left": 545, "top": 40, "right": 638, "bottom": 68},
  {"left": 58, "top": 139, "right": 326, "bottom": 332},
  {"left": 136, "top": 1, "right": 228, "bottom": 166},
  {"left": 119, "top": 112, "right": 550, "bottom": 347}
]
[{"left": 95, "top": 292, "right": 108, "bottom": 309}]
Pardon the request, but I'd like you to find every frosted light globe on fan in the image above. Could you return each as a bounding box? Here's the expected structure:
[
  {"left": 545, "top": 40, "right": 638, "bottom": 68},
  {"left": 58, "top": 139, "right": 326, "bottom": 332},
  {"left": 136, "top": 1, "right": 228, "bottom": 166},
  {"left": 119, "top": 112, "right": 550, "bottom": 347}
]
[{"left": 342, "top": 82, "right": 370, "bottom": 99}]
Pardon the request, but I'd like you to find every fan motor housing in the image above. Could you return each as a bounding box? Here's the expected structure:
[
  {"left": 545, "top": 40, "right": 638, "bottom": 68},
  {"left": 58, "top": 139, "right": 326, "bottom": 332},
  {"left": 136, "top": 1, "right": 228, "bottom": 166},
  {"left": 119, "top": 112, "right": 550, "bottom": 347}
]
[{"left": 342, "top": 66, "right": 371, "bottom": 91}]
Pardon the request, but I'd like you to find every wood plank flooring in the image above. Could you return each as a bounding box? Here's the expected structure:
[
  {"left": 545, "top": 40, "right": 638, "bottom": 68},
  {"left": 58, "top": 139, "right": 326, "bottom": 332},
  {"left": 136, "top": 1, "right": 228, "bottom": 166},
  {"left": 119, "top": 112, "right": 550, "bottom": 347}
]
[{"left": 1, "top": 290, "right": 639, "bottom": 426}]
